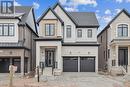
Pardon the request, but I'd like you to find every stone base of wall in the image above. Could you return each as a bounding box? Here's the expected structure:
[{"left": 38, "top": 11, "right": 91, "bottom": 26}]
[
  {"left": 109, "top": 66, "right": 125, "bottom": 76},
  {"left": 53, "top": 69, "right": 62, "bottom": 76}
]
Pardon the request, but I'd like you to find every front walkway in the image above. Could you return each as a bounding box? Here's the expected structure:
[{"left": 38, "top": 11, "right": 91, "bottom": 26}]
[{"left": 0, "top": 73, "right": 127, "bottom": 87}]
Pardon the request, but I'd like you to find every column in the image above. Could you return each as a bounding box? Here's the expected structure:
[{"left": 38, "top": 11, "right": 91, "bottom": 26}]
[
  {"left": 36, "top": 45, "right": 40, "bottom": 67},
  {"left": 27, "top": 58, "right": 30, "bottom": 73},
  {"left": 115, "top": 45, "right": 119, "bottom": 67},
  {"left": 57, "top": 45, "right": 62, "bottom": 70},
  {"left": 21, "top": 52, "right": 24, "bottom": 76},
  {"left": 78, "top": 56, "right": 80, "bottom": 72},
  {"left": 128, "top": 46, "right": 130, "bottom": 74}
]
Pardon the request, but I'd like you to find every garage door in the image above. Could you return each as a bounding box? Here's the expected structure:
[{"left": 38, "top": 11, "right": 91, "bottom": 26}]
[
  {"left": 63, "top": 57, "right": 78, "bottom": 72},
  {"left": 0, "top": 59, "right": 10, "bottom": 73},
  {"left": 80, "top": 57, "right": 95, "bottom": 72}
]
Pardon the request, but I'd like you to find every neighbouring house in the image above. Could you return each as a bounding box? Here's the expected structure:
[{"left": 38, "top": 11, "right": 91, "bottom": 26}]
[
  {"left": 98, "top": 9, "right": 130, "bottom": 74},
  {"left": 0, "top": 6, "right": 38, "bottom": 75},
  {"left": 35, "top": 2, "right": 99, "bottom": 75}
]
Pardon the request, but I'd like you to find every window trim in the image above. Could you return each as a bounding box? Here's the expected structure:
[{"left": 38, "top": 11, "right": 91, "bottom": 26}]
[
  {"left": 77, "top": 29, "right": 82, "bottom": 38},
  {"left": 66, "top": 25, "right": 71, "bottom": 38},
  {"left": 117, "top": 23, "right": 129, "bottom": 37},
  {"left": 45, "top": 24, "right": 55, "bottom": 36},
  {"left": 87, "top": 29, "right": 92, "bottom": 38},
  {"left": 0, "top": 23, "right": 15, "bottom": 36}
]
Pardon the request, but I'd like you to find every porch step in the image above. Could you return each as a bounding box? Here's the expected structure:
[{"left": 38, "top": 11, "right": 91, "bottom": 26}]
[{"left": 43, "top": 67, "right": 53, "bottom": 76}]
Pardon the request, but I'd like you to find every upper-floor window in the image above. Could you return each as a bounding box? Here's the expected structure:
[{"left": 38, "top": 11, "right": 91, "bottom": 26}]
[
  {"left": 1, "top": 1, "right": 14, "bottom": 14},
  {"left": 45, "top": 24, "right": 55, "bottom": 36},
  {"left": 88, "top": 29, "right": 92, "bottom": 38},
  {"left": 0, "top": 23, "right": 14, "bottom": 36},
  {"left": 77, "top": 29, "right": 82, "bottom": 38},
  {"left": 118, "top": 24, "right": 128, "bottom": 37},
  {"left": 66, "top": 25, "right": 71, "bottom": 38}
]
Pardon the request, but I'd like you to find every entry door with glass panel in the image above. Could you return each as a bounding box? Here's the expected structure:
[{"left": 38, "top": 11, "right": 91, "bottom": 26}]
[{"left": 45, "top": 49, "right": 55, "bottom": 67}]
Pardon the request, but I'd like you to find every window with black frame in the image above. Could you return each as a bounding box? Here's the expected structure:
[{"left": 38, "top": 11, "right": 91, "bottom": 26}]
[
  {"left": 0, "top": 23, "right": 14, "bottom": 36},
  {"left": 45, "top": 24, "right": 55, "bottom": 36},
  {"left": 88, "top": 29, "right": 92, "bottom": 38},
  {"left": 77, "top": 29, "right": 82, "bottom": 38},
  {"left": 66, "top": 25, "right": 71, "bottom": 38},
  {"left": 118, "top": 24, "right": 128, "bottom": 37}
]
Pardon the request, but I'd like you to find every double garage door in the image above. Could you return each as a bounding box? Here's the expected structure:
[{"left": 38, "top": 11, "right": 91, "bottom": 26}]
[{"left": 63, "top": 57, "right": 95, "bottom": 72}]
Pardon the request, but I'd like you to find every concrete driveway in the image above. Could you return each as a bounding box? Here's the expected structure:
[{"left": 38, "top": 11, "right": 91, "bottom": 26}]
[
  {"left": 0, "top": 73, "right": 124, "bottom": 87},
  {"left": 41, "top": 72, "right": 124, "bottom": 87}
]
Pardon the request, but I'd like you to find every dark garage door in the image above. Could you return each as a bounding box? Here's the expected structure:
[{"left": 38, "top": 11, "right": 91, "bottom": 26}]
[
  {"left": 0, "top": 59, "right": 10, "bottom": 73},
  {"left": 80, "top": 57, "right": 95, "bottom": 72},
  {"left": 63, "top": 57, "right": 78, "bottom": 72}
]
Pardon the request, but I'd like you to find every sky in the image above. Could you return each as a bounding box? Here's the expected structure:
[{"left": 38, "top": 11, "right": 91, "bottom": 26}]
[{"left": 7, "top": 0, "right": 130, "bottom": 33}]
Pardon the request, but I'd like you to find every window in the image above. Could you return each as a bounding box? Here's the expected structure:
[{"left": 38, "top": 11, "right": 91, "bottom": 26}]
[
  {"left": 0, "top": 23, "right": 15, "bottom": 36},
  {"left": 112, "top": 60, "right": 116, "bottom": 66},
  {"left": 118, "top": 24, "right": 128, "bottom": 37},
  {"left": 77, "top": 29, "right": 82, "bottom": 38},
  {"left": 9, "top": 24, "right": 14, "bottom": 36},
  {"left": 0, "top": 24, "right": 2, "bottom": 35},
  {"left": 66, "top": 25, "right": 71, "bottom": 38},
  {"left": 88, "top": 29, "right": 92, "bottom": 38},
  {"left": 3, "top": 24, "right": 8, "bottom": 36},
  {"left": 1, "top": 1, "right": 14, "bottom": 14},
  {"left": 45, "top": 24, "right": 55, "bottom": 36}
]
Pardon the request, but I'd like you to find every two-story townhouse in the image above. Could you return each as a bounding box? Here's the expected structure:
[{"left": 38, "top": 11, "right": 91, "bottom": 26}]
[
  {"left": 35, "top": 2, "right": 99, "bottom": 75},
  {"left": 98, "top": 9, "right": 130, "bottom": 74},
  {"left": 0, "top": 6, "right": 38, "bottom": 75}
]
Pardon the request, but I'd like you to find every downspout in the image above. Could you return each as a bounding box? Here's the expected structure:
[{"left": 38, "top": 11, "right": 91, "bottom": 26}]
[
  {"left": 106, "top": 28, "right": 108, "bottom": 70},
  {"left": 23, "top": 24, "right": 25, "bottom": 75}
]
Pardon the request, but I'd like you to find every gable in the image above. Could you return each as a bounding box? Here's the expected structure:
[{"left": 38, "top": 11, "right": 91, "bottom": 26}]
[
  {"left": 44, "top": 10, "right": 57, "bottom": 19},
  {"left": 111, "top": 12, "right": 130, "bottom": 25},
  {"left": 53, "top": 4, "right": 76, "bottom": 25}
]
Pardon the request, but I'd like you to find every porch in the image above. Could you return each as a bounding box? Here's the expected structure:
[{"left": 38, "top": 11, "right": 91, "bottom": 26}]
[
  {"left": 36, "top": 41, "right": 62, "bottom": 75},
  {"left": 109, "top": 41, "right": 130, "bottom": 74}
]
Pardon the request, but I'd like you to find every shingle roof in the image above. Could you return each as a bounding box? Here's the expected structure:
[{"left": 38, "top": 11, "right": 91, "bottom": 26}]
[
  {"left": 68, "top": 12, "right": 99, "bottom": 27},
  {"left": 15, "top": 6, "right": 32, "bottom": 23}
]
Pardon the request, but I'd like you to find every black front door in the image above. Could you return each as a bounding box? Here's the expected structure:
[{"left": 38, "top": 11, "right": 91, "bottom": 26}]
[
  {"left": 45, "top": 49, "right": 55, "bottom": 67},
  {"left": 118, "top": 47, "right": 128, "bottom": 66}
]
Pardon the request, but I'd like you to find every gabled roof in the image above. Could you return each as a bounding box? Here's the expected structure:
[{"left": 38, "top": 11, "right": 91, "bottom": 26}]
[
  {"left": 53, "top": 2, "right": 77, "bottom": 25},
  {"left": 38, "top": 2, "right": 99, "bottom": 28},
  {"left": 69, "top": 12, "right": 99, "bottom": 27},
  {"left": 97, "top": 9, "right": 130, "bottom": 37},
  {"left": 0, "top": 6, "right": 38, "bottom": 35},
  {"left": 37, "top": 7, "right": 64, "bottom": 24}
]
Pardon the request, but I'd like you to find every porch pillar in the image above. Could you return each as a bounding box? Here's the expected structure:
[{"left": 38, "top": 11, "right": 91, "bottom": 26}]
[
  {"left": 57, "top": 45, "right": 62, "bottom": 70},
  {"left": 36, "top": 45, "right": 40, "bottom": 67},
  {"left": 115, "top": 45, "right": 119, "bottom": 67},
  {"left": 128, "top": 46, "right": 130, "bottom": 74},
  {"left": 27, "top": 58, "right": 30, "bottom": 73},
  {"left": 21, "top": 52, "right": 24, "bottom": 76}
]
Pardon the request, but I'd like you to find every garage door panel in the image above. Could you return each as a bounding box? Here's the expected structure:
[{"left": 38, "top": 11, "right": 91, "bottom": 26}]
[
  {"left": 80, "top": 57, "right": 95, "bottom": 72},
  {"left": 63, "top": 57, "right": 78, "bottom": 72}
]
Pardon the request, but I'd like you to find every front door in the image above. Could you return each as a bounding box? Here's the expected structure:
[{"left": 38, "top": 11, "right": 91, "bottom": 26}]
[
  {"left": 118, "top": 47, "right": 128, "bottom": 69},
  {"left": 45, "top": 49, "right": 55, "bottom": 67}
]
